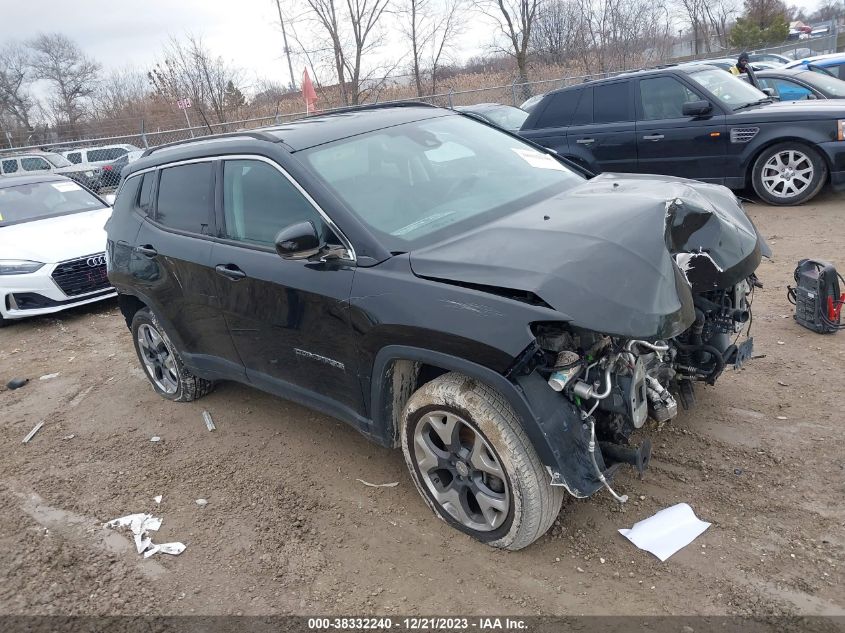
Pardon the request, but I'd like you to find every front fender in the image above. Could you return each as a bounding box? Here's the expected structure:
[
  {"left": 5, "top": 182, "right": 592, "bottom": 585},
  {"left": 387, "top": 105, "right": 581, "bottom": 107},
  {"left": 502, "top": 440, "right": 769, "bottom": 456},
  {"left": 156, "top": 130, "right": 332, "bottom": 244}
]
[{"left": 370, "top": 345, "right": 604, "bottom": 498}]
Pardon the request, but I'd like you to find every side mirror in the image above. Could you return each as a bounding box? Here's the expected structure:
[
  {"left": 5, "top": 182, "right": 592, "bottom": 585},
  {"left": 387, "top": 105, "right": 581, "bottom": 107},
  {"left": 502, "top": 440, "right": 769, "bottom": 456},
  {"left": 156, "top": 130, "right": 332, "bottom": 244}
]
[
  {"left": 275, "top": 221, "right": 322, "bottom": 260},
  {"left": 761, "top": 87, "right": 776, "bottom": 97},
  {"left": 682, "top": 100, "right": 713, "bottom": 116}
]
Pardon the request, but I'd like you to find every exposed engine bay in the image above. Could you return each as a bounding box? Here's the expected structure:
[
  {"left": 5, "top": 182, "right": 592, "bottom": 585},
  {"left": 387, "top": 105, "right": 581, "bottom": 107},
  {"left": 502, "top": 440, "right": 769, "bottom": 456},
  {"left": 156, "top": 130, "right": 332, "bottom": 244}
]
[
  {"left": 410, "top": 173, "right": 770, "bottom": 501},
  {"left": 531, "top": 273, "right": 758, "bottom": 501}
]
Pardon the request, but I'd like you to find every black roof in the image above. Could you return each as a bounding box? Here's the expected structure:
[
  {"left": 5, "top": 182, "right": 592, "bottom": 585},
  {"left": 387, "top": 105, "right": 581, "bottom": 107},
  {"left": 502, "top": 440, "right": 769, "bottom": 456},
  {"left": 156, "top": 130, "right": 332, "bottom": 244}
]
[
  {"left": 0, "top": 173, "right": 69, "bottom": 189},
  {"left": 753, "top": 67, "right": 820, "bottom": 78},
  {"left": 540, "top": 65, "right": 708, "bottom": 97},
  {"left": 137, "top": 104, "right": 451, "bottom": 167}
]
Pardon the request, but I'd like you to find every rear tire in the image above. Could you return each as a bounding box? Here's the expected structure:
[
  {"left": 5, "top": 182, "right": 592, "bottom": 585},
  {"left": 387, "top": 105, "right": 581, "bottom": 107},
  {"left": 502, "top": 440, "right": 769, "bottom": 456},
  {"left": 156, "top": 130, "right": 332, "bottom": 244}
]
[
  {"left": 751, "top": 142, "right": 827, "bottom": 206},
  {"left": 130, "top": 307, "right": 213, "bottom": 402},
  {"left": 401, "top": 372, "right": 564, "bottom": 550}
]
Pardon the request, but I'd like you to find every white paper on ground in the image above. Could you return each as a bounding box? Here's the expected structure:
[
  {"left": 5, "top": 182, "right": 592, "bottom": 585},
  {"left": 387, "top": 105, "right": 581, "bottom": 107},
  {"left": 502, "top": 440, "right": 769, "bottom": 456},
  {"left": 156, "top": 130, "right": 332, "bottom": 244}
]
[
  {"left": 618, "top": 502, "right": 711, "bottom": 561},
  {"left": 105, "top": 513, "right": 183, "bottom": 559}
]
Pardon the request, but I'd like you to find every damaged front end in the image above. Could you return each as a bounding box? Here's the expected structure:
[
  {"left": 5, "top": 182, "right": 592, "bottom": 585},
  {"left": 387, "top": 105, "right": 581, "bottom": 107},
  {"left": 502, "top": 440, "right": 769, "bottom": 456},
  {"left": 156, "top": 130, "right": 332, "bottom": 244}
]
[
  {"left": 509, "top": 176, "right": 768, "bottom": 501},
  {"left": 410, "top": 173, "right": 769, "bottom": 501}
]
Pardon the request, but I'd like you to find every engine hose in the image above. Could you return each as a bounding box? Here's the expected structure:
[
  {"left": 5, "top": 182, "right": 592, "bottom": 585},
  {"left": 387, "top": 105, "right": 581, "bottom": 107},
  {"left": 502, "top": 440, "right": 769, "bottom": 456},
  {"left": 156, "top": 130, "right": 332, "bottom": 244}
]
[
  {"left": 673, "top": 340, "right": 725, "bottom": 385},
  {"left": 587, "top": 416, "right": 628, "bottom": 504},
  {"left": 625, "top": 340, "right": 669, "bottom": 354}
]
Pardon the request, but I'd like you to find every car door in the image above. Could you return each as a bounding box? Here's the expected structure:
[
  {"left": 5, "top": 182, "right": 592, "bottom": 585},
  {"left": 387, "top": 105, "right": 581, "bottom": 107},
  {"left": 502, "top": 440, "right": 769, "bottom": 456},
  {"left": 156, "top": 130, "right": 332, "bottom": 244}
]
[
  {"left": 132, "top": 161, "right": 243, "bottom": 379},
  {"left": 209, "top": 156, "right": 363, "bottom": 416},
  {"left": 517, "top": 87, "right": 581, "bottom": 157},
  {"left": 565, "top": 82, "right": 638, "bottom": 173},
  {"left": 635, "top": 75, "right": 728, "bottom": 182}
]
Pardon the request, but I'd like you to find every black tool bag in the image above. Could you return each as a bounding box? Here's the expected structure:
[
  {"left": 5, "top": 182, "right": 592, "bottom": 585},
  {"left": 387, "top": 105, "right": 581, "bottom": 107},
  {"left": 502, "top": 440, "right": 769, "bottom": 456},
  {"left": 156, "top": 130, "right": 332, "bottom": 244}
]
[{"left": 788, "top": 259, "right": 844, "bottom": 334}]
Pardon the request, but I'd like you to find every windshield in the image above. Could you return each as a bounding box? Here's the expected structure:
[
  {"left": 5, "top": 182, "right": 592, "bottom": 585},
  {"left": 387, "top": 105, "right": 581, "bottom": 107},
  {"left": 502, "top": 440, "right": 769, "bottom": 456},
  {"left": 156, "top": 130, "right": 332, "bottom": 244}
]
[
  {"left": 797, "top": 70, "right": 845, "bottom": 96},
  {"left": 43, "top": 153, "right": 73, "bottom": 168},
  {"left": 482, "top": 106, "right": 529, "bottom": 130},
  {"left": 0, "top": 180, "right": 104, "bottom": 226},
  {"left": 300, "top": 115, "right": 584, "bottom": 249},
  {"left": 688, "top": 67, "right": 769, "bottom": 109}
]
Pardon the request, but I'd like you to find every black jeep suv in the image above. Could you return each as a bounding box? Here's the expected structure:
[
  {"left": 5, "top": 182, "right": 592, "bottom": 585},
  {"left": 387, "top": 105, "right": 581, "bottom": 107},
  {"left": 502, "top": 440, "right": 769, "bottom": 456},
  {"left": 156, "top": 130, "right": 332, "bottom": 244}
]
[
  {"left": 519, "top": 65, "right": 845, "bottom": 206},
  {"left": 106, "top": 104, "right": 767, "bottom": 550}
]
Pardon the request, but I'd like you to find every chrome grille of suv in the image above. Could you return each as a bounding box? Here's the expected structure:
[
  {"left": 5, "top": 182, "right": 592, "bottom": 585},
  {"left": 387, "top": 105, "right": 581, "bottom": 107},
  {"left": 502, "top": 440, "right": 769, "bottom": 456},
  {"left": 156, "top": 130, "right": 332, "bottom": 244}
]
[{"left": 51, "top": 253, "right": 110, "bottom": 297}]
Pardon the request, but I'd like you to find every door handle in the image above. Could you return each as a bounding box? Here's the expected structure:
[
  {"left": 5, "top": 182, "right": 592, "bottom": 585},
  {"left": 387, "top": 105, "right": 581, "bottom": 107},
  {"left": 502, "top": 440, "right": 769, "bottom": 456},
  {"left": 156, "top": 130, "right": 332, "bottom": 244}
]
[
  {"left": 575, "top": 138, "right": 595, "bottom": 145},
  {"left": 215, "top": 264, "right": 246, "bottom": 281},
  {"left": 642, "top": 134, "right": 664, "bottom": 141},
  {"left": 135, "top": 244, "right": 158, "bottom": 258}
]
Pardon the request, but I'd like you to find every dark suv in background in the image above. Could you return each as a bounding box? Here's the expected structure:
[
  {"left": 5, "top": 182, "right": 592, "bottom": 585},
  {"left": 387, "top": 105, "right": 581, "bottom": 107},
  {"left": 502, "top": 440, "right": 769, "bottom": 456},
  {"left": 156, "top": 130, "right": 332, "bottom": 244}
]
[
  {"left": 519, "top": 65, "right": 845, "bottom": 205},
  {"left": 106, "top": 105, "right": 766, "bottom": 550}
]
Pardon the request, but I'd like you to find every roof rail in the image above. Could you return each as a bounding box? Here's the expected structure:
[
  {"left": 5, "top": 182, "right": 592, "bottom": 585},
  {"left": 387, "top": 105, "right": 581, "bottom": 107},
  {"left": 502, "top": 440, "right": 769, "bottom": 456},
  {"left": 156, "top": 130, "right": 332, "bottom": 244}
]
[
  {"left": 140, "top": 129, "right": 281, "bottom": 158},
  {"left": 301, "top": 101, "right": 439, "bottom": 118}
]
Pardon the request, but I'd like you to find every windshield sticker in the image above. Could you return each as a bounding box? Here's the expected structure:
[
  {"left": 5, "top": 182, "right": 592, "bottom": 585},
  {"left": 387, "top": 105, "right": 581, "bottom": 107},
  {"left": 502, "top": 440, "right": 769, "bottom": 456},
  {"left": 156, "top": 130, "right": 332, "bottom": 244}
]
[
  {"left": 52, "top": 182, "right": 82, "bottom": 193},
  {"left": 511, "top": 148, "right": 567, "bottom": 171}
]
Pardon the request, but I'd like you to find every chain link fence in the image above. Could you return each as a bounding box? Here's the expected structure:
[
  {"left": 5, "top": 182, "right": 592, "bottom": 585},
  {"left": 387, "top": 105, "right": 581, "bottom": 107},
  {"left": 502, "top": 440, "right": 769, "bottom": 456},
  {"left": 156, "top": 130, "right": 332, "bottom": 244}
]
[{"left": 1, "top": 30, "right": 841, "bottom": 162}]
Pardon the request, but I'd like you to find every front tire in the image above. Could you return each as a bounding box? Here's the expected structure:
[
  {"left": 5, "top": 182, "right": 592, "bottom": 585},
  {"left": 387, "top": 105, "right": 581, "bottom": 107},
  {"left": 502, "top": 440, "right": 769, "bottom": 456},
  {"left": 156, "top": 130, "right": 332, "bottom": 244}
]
[
  {"left": 751, "top": 142, "right": 827, "bottom": 206},
  {"left": 130, "top": 307, "right": 213, "bottom": 402},
  {"left": 401, "top": 372, "right": 564, "bottom": 550}
]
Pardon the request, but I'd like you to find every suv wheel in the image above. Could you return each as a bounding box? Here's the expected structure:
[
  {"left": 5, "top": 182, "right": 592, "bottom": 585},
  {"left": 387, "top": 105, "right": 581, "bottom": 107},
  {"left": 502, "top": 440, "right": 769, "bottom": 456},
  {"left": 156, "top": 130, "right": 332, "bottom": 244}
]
[
  {"left": 752, "top": 142, "right": 827, "bottom": 205},
  {"left": 401, "top": 372, "right": 564, "bottom": 550},
  {"left": 130, "top": 307, "right": 214, "bottom": 402}
]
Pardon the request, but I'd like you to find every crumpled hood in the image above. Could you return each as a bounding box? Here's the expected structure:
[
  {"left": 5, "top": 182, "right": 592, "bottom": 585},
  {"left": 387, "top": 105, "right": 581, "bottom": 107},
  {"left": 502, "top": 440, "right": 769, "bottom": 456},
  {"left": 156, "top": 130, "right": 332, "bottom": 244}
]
[
  {"left": 409, "top": 173, "right": 765, "bottom": 339},
  {"left": 0, "top": 207, "right": 111, "bottom": 263}
]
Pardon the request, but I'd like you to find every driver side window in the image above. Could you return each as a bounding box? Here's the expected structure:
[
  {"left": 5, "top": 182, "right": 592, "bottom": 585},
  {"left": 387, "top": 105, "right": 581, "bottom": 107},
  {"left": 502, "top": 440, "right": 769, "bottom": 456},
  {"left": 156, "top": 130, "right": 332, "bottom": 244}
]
[
  {"left": 222, "top": 159, "right": 327, "bottom": 247},
  {"left": 639, "top": 77, "right": 700, "bottom": 120}
]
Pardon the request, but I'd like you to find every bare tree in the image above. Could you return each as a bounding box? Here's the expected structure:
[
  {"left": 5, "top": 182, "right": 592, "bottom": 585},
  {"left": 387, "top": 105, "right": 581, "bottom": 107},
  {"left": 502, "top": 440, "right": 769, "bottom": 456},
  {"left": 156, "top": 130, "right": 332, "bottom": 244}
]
[
  {"left": 398, "top": 0, "right": 465, "bottom": 96},
  {"left": 301, "top": 0, "right": 391, "bottom": 105},
  {"left": 475, "top": 0, "right": 542, "bottom": 96},
  {"left": 530, "top": 0, "right": 582, "bottom": 64},
  {"left": 0, "top": 43, "right": 35, "bottom": 130},
  {"left": 676, "top": 0, "right": 737, "bottom": 53},
  {"left": 92, "top": 68, "right": 151, "bottom": 120},
  {"left": 27, "top": 33, "right": 100, "bottom": 128},
  {"left": 572, "top": 0, "right": 673, "bottom": 73},
  {"left": 148, "top": 35, "right": 245, "bottom": 125}
]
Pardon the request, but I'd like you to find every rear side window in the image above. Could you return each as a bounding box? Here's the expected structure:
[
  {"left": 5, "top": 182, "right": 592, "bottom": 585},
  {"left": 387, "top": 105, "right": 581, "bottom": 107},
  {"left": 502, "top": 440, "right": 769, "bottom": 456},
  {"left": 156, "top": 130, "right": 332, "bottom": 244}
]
[
  {"left": 156, "top": 162, "right": 213, "bottom": 234},
  {"left": 21, "top": 157, "right": 50, "bottom": 171},
  {"left": 222, "top": 159, "right": 325, "bottom": 247},
  {"left": 535, "top": 89, "right": 581, "bottom": 128},
  {"left": 593, "top": 82, "right": 633, "bottom": 123},
  {"left": 88, "top": 147, "right": 127, "bottom": 162},
  {"left": 66, "top": 152, "right": 82, "bottom": 164},
  {"left": 571, "top": 87, "right": 594, "bottom": 125},
  {"left": 114, "top": 176, "right": 142, "bottom": 216},
  {"left": 2, "top": 159, "right": 18, "bottom": 174},
  {"left": 138, "top": 172, "right": 155, "bottom": 216}
]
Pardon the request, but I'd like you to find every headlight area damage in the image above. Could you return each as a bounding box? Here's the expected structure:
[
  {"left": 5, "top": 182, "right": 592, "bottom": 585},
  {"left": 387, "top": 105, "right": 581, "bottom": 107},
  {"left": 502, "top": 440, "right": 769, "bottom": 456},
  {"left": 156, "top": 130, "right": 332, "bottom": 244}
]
[{"left": 415, "top": 174, "right": 769, "bottom": 502}]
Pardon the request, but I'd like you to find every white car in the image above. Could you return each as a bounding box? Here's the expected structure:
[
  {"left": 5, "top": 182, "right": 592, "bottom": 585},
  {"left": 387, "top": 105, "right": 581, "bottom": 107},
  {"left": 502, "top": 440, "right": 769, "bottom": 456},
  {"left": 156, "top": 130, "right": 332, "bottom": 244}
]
[
  {"left": 62, "top": 144, "right": 142, "bottom": 168},
  {"left": 0, "top": 174, "right": 115, "bottom": 325}
]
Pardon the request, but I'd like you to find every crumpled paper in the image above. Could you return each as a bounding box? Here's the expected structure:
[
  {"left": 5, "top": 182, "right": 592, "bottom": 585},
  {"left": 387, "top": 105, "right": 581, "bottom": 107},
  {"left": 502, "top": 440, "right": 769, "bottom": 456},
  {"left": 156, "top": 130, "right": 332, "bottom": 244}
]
[{"left": 105, "top": 513, "right": 185, "bottom": 558}]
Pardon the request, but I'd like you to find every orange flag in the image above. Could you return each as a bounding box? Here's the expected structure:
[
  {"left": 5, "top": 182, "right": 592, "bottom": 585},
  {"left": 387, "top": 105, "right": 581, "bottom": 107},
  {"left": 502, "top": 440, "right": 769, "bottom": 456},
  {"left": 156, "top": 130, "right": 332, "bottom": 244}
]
[{"left": 302, "top": 68, "right": 318, "bottom": 114}]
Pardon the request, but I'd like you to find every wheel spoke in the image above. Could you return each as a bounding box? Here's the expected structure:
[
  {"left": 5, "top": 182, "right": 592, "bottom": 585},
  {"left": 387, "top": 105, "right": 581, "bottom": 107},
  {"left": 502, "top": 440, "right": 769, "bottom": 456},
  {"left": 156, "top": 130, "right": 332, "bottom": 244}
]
[
  {"left": 424, "top": 412, "right": 459, "bottom": 452},
  {"left": 414, "top": 431, "right": 445, "bottom": 474},
  {"left": 471, "top": 484, "right": 508, "bottom": 528},
  {"left": 469, "top": 434, "right": 504, "bottom": 479},
  {"left": 434, "top": 485, "right": 474, "bottom": 526}
]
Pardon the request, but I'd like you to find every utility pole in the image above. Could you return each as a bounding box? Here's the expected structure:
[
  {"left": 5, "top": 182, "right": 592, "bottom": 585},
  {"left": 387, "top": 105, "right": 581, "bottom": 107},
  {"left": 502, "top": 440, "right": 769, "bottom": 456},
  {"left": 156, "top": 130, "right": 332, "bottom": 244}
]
[{"left": 275, "top": 0, "right": 298, "bottom": 91}]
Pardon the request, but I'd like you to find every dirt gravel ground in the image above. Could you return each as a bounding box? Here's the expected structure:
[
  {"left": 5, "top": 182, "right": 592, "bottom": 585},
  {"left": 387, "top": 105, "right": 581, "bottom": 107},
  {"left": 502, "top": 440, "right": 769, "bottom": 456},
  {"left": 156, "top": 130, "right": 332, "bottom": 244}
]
[{"left": 1, "top": 191, "right": 844, "bottom": 620}]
